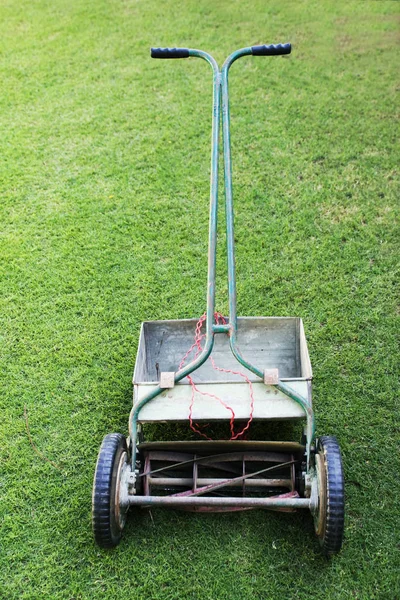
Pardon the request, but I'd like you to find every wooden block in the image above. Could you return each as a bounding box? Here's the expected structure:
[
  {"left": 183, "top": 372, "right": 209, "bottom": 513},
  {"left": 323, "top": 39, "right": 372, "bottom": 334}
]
[
  {"left": 160, "top": 372, "right": 175, "bottom": 389},
  {"left": 264, "top": 369, "right": 279, "bottom": 385}
]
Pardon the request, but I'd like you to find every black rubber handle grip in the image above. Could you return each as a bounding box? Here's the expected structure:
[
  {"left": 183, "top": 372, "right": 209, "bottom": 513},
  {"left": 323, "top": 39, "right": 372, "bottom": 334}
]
[
  {"left": 151, "top": 47, "right": 190, "bottom": 59},
  {"left": 251, "top": 43, "right": 291, "bottom": 56}
]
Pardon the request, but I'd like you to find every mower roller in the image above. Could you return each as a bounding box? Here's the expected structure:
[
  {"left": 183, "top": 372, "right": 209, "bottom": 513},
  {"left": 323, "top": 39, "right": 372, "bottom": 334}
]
[{"left": 92, "top": 44, "right": 345, "bottom": 556}]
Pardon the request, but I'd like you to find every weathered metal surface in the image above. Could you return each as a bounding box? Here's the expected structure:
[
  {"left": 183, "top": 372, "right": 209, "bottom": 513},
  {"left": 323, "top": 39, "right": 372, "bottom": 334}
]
[
  {"left": 313, "top": 453, "right": 326, "bottom": 534},
  {"left": 114, "top": 451, "right": 130, "bottom": 529},
  {"left": 127, "top": 493, "right": 310, "bottom": 509},
  {"left": 134, "top": 317, "right": 311, "bottom": 384},
  {"left": 133, "top": 317, "right": 312, "bottom": 423},
  {"left": 145, "top": 450, "right": 297, "bottom": 463},
  {"left": 140, "top": 447, "right": 299, "bottom": 513},
  {"left": 299, "top": 319, "right": 313, "bottom": 378},
  {"left": 138, "top": 440, "right": 305, "bottom": 453},
  {"left": 171, "top": 460, "right": 296, "bottom": 498},
  {"left": 135, "top": 381, "right": 307, "bottom": 421},
  {"left": 137, "top": 444, "right": 305, "bottom": 499},
  {"left": 132, "top": 317, "right": 314, "bottom": 463},
  {"left": 148, "top": 477, "right": 292, "bottom": 488}
]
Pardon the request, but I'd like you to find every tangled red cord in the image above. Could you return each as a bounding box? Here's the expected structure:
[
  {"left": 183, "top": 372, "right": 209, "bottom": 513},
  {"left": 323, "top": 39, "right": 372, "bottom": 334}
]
[{"left": 178, "top": 312, "right": 255, "bottom": 440}]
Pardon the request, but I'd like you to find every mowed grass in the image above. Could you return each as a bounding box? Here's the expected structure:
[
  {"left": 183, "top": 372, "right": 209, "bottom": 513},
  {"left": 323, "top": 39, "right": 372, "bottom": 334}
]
[{"left": 0, "top": 0, "right": 399, "bottom": 598}]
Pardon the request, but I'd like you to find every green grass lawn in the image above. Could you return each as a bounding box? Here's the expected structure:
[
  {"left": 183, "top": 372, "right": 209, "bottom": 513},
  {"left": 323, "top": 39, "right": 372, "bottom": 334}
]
[{"left": 1, "top": 0, "right": 399, "bottom": 598}]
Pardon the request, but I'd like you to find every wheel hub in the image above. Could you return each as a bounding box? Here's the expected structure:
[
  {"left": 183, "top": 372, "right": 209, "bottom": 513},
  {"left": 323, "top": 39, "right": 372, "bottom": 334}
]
[
  {"left": 313, "top": 452, "right": 327, "bottom": 537},
  {"left": 114, "top": 451, "right": 130, "bottom": 529}
]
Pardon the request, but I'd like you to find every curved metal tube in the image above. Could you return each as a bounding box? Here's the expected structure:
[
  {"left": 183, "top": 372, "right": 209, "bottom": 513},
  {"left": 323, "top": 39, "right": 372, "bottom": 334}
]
[
  {"left": 221, "top": 49, "right": 315, "bottom": 462},
  {"left": 221, "top": 48, "right": 252, "bottom": 336},
  {"left": 132, "top": 46, "right": 315, "bottom": 470},
  {"left": 131, "top": 50, "right": 221, "bottom": 468}
]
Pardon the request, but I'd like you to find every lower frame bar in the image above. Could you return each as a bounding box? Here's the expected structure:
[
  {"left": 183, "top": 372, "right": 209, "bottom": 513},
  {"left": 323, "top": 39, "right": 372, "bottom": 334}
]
[{"left": 127, "top": 495, "right": 310, "bottom": 509}]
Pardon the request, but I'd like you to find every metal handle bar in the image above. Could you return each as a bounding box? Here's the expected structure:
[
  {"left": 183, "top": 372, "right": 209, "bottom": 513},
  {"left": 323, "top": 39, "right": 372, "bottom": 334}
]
[
  {"left": 220, "top": 47, "right": 314, "bottom": 462},
  {"left": 149, "top": 45, "right": 291, "bottom": 358},
  {"left": 150, "top": 44, "right": 291, "bottom": 60},
  {"left": 130, "top": 45, "right": 315, "bottom": 472}
]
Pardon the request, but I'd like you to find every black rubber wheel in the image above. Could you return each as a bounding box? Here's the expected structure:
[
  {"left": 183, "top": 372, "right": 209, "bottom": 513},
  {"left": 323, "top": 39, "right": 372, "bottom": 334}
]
[
  {"left": 314, "top": 436, "right": 345, "bottom": 556},
  {"left": 92, "top": 433, "right": 129, "bottom": 548}
]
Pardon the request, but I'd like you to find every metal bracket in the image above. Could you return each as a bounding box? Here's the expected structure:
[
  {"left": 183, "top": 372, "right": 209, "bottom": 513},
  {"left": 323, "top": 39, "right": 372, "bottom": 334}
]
[{"left": 160, "top": 372, "right": 175, "bottom": 389}]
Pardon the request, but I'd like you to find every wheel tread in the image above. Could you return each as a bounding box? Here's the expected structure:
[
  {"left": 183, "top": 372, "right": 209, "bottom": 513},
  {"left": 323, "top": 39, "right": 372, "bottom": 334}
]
[
  {"left": 317, "top": 435, "right": 345, "bottom": 556},
  {"left": 92, "top": 433, "right": 127, "bottom": 548},
  {"left": 318, "top": 436, "right": 344, "bottom": 556}
]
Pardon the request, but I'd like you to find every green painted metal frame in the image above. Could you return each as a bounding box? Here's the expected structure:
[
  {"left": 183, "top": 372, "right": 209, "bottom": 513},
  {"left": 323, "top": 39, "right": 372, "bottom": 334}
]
[{"left": 131, "top": 47, "right": 315, "bottom": 470}]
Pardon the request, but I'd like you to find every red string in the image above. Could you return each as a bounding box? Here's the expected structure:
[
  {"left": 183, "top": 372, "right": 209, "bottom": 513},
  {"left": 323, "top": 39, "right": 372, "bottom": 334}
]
[{"left": 179, "top": 312, "right": 255, "bottom": 440}]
